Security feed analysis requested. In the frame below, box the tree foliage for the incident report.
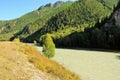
[13,38,20,42]
[42,33,55,58]
[54,26,120,49]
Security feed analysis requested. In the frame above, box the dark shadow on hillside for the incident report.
[24,28,44,43]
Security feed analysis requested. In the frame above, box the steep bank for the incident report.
[0,42,53,80]
[0,42,80,80]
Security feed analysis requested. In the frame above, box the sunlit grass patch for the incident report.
[19,43,81,80]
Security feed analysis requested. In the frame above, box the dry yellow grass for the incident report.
[0,42,81,80]
[22,43,80,80]
[0,42,56,80]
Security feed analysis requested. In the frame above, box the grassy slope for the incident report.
[0,42,80,80]
[0,42,54,80]
[0,10,42,40]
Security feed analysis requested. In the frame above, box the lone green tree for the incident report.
[42,33,55,58]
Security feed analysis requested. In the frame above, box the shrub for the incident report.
[13,38,20,42]
[33,40,37,45]
[42,33,55,58]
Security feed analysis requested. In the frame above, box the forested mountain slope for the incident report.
[12,1,73,41]
[0,1,73,41]
[23,0,119,43]
[51,0,120,49]
[0,0,120,49]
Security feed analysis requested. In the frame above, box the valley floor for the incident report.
[36,46,120,80]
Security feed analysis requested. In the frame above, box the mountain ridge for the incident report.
[38,1,65,10]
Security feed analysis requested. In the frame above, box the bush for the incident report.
[42,33,55,58]
[33,40,37,45]
[13,38,20,42]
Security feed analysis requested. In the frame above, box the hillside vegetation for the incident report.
[14,1,73,42]
[0,42,80,80]
[23,0,119,47]
[0,1,73,41]
[52,0,120,49]
[0,0,120,49]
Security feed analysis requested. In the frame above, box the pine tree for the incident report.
[42,33,55,58]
